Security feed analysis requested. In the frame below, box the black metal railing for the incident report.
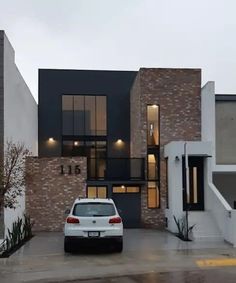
[87,158,145,181]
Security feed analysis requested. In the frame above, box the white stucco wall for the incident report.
[201,81,215,165]
[164,141,212,233]
[3,33,38,236]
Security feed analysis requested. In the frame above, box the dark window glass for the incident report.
[73,141,86,156]
[86,141,96,158]
[62,95,107,136]
[85,96,96,135]
[62,96,73,135]
[62,140,73,156]
[62,95,106,137]
[74,96,85,135]
[73,203,115,217]
[96,141,106,179]
[96,96,107,135]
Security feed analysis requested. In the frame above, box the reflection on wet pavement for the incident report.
[72,269,236,283]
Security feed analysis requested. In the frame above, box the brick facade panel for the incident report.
[26,157,87,231]
[131,68,201,228]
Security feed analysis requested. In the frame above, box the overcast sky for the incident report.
[0,0,236,102]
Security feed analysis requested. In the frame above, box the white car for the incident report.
[64,198,123,253]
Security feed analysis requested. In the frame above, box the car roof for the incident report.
[74,198,114,204]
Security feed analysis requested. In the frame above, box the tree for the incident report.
[0,141,30,210]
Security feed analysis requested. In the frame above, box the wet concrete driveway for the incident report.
[68,269,236,283]
[0,229,236,283]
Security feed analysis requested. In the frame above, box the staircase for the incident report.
[188,211,223,241]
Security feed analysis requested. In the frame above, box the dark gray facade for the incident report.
[38,69,137,158]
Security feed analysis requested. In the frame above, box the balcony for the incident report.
[87,158,145,181]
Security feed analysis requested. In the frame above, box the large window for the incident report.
[62,95,107,136]
[62,140,107,179]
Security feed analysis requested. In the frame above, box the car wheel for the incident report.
[64,237,72,253]
[115,238,123,253]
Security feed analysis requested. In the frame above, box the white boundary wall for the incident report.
[3,33,38,237]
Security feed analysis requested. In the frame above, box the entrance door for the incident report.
[112,186,141,228]
[182,157,204,211]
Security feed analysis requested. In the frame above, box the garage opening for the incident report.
[112,185,141,228]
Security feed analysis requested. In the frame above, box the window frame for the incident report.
[146,104,160,209]
[62,94,107,137]
[87,185,108,199]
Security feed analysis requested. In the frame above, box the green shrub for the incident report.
[0,214,33,256]
[173,215,195,241]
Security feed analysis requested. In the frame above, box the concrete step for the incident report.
[188,211,223,241]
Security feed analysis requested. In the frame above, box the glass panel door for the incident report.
[183,157,204,211]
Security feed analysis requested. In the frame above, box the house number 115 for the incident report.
[60,165,81,175]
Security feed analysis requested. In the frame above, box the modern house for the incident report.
[26,68,205,230]
[1,31,236,246]
[0,31,38,239]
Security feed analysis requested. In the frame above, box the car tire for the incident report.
[64,237,72,253]
[115,238,123,253]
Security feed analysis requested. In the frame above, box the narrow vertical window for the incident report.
[147,105,159,146]
[62,95,73,135]
[148,182,159,208]
[147,104,160,209]
[74,96,85,135]
[148,154,158,180]
[166,158,169,208]
[87,186,97,198]
[85,96,96,135]
[96,96,107,136]
[193,167,198,204]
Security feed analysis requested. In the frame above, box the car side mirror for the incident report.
[65,209,70,215]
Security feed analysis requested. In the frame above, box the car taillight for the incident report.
[66,217,80,224]
[109,217,122,224]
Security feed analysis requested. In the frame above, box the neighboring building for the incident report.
[0,31,38,239]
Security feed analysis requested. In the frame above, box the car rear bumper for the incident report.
[64,225,123,238]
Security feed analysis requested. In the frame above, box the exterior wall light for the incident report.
[152,104,158,108]
[48,137,55,143]
[74,141,79,146]
[121,185,125,189]
[175,156,180,162]
[116,139,123,144]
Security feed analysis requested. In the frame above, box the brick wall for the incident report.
[131,68,201,228]
[26,157,87,231]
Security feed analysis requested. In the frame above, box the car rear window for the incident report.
[73,202,116,217]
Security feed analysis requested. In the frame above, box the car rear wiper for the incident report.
[92,214,108,217]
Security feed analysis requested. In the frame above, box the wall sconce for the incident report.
[74,141,79,146]
[48,137,55,143]
[116,139,123,144]
[175,156,180,162]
